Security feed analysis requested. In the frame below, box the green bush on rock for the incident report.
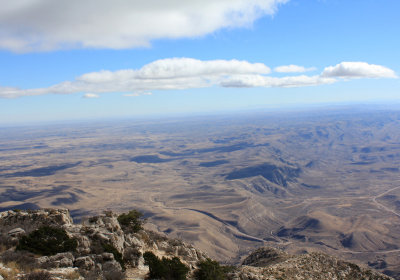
[117,210,144,233]
[102,242,125,269]
[16,226,77,256]
[194,258,234,280]
[143,251,189,280]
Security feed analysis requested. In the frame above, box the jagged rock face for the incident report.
[0,209,73,235]
[36,252,75,268]
[241,247,290,267]
[234,247,394,280]
[0,209,208,279]
[0,210,394,280]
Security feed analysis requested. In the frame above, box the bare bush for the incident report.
[22,270,53,280]
[123,247,141,267]
[1,250,36,270]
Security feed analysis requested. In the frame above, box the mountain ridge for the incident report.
[0,208,394,280]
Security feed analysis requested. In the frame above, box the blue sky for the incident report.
[0,0,399,124]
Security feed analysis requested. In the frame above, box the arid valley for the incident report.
[1,106,400,278]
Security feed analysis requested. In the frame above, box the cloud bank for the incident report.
[274,65,316,73]
[220,75,335,88]
[0,59,396,98]
[0,0,288,52]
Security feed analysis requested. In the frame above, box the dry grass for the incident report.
[0,261,21,280]
[64,270,82,280]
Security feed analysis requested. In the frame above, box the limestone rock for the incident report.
[101,253,115,262]
[242,247,290,267]
[102,260,122,272]
[1,208,389,280]
[74,256,95,271]
[7,227,25,237]
[0,209,73,236]
[235,248,394,280]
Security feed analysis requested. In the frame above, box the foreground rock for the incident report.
[0,209,207,279]
[0,210,394,279]
[232,247,393,280]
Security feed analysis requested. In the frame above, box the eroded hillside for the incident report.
[0,107,400,278]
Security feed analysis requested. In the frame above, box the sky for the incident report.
[0,0,399,124]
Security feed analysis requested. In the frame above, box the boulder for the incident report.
[36,256,50,267]
[101,253,115,262]
[102,260,122,273]
[74,256,95,271]
[7,227,25,237]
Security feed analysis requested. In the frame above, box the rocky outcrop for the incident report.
[0,209,73,235]
[233,247,393,280]
[241,247,290,267]
[0,209,207,279]
[0,210,394,280]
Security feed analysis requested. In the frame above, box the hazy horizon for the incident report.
[1,0,399,124]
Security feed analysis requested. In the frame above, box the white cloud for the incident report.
[83,93,100,98]
[0,59,396,98]
[79,58,270,82]
[123,92,153,97]
[0,0,289,52]
[322,62,397,79]
[220,75,336,87]
[0,58,270,98]
[274,65,316,73]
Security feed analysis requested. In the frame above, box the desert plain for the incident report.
[1,106,400,278]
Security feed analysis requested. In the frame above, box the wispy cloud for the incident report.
[322,62,397,79]
[83,93,100,98]
[220,75,335,88]
[274,65,316,73]
[123,92,153,97]
[0,58,396,98]
[0,0,289,53]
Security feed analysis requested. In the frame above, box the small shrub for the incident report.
[168,239,183,247]
[104,210,113,217]
[1,250,36,270]
[103,270,125,280]
[84,267,102,280]
[165,256,190,280]
[88,216,99,223]
[88,238,104,255]
[178,247,189,256]
[117,210,144,233]
[143,251,165,278]
[123,247,142,267]
[147,231,168,242]
[140,232,152,246]
[194,258,231,280]
[0,235,18,250]
[22,270,53,280]
[16,226,77,255]
[164,245,175,254]
[143,251,189,280]
[102,243,125,269]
